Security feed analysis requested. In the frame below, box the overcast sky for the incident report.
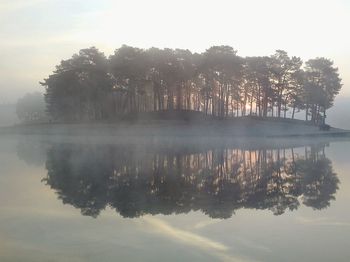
[1,0,350,103]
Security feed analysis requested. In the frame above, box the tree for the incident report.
[109,45,150,114]
[41,45,342,123]
[270,50,303,118]
[303,58,342,123]
[200,46,243,117]
[244,56,272,117]
[16,92,46,122]
[41,47,114,121]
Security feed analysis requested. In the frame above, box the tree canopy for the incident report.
[41,45,342,123]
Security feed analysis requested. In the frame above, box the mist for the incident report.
[2,1,350,261]
[325,96,350,129]
[0,103,18,127]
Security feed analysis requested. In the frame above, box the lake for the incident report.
[0,135,350,262]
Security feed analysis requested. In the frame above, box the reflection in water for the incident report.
[16,138,47,167]
[41,142,339,219]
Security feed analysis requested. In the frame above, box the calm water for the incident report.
[1,135,350,262]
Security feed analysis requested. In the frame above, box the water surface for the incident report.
[0,135,349,262]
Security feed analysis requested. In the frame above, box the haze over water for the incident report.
[1,1,350,261]
[1,135,350,261]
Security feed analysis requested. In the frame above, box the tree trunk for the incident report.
[292,105,295,119]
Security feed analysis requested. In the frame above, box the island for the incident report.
[4,45,348,138]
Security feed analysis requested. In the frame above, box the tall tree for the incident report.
[270,50,302,118]
[303,58,342,123]
[41,47,114,121]
[200,46,243,117]
[245,56,272,117]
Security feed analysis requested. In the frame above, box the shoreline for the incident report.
[1,118,349,138]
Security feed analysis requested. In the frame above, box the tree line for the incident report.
[41,45,342,123]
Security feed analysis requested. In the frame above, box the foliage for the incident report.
[41,46,342,123]
[41,47,114,121]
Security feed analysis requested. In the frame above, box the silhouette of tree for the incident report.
[109,45,150,114]
[41,45,343,123]
[199,46,243,117]
[41,47,114,121]
[244,56,273,117]
[270,50,303,118]
[303,58,342,123]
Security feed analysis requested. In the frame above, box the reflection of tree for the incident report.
[43,143,339,219]
[16,138,47,166]
[45,145,112,217]
[295,147,339,209]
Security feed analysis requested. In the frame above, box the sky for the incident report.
[1,0,350,103]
